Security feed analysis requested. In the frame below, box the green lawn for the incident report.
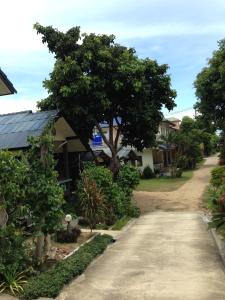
[136,170,194,192]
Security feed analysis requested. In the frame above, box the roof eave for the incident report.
[0,69,17,96]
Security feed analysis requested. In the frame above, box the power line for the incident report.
[164,106,194,116]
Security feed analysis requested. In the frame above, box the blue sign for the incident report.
[92,134,103,147]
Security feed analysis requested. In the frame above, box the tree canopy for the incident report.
[194,39,225,132]
[168,116,218,168]
[34,23,176,173]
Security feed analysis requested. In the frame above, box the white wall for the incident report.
[136,149,154,171]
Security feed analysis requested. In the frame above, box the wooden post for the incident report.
[63,143,69,179]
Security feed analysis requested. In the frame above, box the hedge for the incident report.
[21,234,113,300]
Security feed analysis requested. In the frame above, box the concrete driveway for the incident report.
[57,211,225,300]
[56,156,225,299]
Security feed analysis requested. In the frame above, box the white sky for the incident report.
[1,0,225,118]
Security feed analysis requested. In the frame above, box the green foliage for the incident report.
[78,172,106,231]
[0,267,27,296]
[208,187,225,230]
[206,164,225,231]
[195,39,225,132]
[142,165,155,179]
[0,151,31,275]
[111,216,131,230]
[21,234,113,300]
[219,139,225,165]
[26,135,64,235]
[210,166,225,187]
[168,117,203,169]
[0,135,66,281]
[180,116,195,132]
[175,155,188,169]
[0,151,28,224]
[175,168,183,178]
[0,226,30,274]
[77,164,139,220]
[34,23,176,174]
[116,164,140,196]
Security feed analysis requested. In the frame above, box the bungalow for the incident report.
[152,119,178,171]
[0,69,17,96]
[90,118,179,173]
[0,110,87,188]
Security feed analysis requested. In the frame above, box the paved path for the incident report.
[56,155,225,300]
[57,212,225,300]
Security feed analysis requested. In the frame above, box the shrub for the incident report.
[211,166,225,187]
[142,166,155,179]
[176,168,183,178]
[21,234,113,300]
[117,164,140,197]
[208,188,225,230]
[77,164,140,220]
[0,226,30,275]
[219,147,225,166]
[176,155,188,169]
[78,172,106,231]
[78,165,124,219]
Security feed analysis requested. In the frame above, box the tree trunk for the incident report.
[35,234,44,262]
[43,234,51,258]
[109,151,120,176]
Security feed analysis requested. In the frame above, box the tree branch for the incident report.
[95,123,113,152]
[114,127,121,152]
[109,118,113,146]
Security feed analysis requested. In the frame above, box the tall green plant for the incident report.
[0,151,30,275]
[117,164,140,194]
[0,151,28,224]
[78,172,106,231]
[26,135,64,262]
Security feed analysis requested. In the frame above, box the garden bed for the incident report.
[51,231,94,260]
[21,234,113,300]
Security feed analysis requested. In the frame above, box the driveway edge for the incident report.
[210,228,225,270]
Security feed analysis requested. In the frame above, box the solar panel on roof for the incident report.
[0,110,58,149]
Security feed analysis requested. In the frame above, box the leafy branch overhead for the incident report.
[34,23,176,173]
[195,39,225,132]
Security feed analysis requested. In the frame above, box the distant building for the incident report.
[89,118,179,172]
[167,117,181,130]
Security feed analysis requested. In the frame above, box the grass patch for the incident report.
[201,185,211,209]
[136,170,194,192]
[137,159,207,192]
[21,234,113,300]
[111,216,131,230]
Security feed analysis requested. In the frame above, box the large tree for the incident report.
[34,23,176,174]
[195,39,225,133]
